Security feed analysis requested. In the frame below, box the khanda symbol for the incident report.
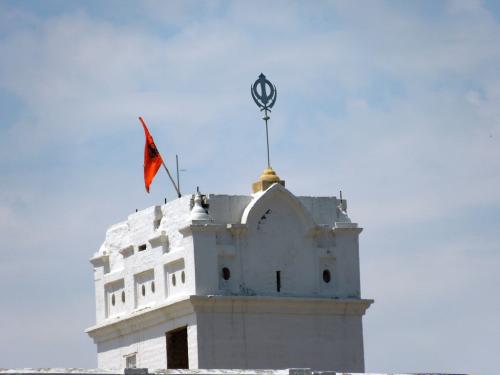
[251,73,277,112]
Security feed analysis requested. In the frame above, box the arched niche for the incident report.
[239,183,318,295]
[241,183,316,231]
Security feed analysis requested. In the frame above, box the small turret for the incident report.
[190,190,210,221]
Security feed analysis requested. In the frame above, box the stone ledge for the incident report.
[190,295,373,315]
[0,369,470,375]
[86,295,373,343]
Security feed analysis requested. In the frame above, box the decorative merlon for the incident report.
[89,253,109,267]
[148,231,168,248]
[118,245,134,258]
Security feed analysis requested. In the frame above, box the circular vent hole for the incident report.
[181,271,186,284]
[142,284,146,296]
[121,291,125,303]
[172,274,176,286]
[111,293,115,306]
[151,281,155,293]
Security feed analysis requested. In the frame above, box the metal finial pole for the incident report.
[251,73,277,169]
[264,109,271,167]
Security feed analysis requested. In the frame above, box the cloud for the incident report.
[0,1,499,374]
[363,234,500,374]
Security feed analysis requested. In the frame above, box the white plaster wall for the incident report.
[208,193,342,228]
[195,309,365,372]
[105,279,126,318]
[240,192,318,295]
[298,196,338,226]
[89,186,369,372]
[332,230,361,298]
[207,194,252,224]
[91,188,359,326]
[193,185,361,299]
[134,270,155,308]
[96,313,197,369]
[164,258,189,298]
[92,260,107,323]
[190,229,220,295]
[91,196,194,325]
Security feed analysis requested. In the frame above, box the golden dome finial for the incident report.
[252,166,285,193]
[259,167,281,183]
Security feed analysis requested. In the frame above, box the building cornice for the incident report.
[86,295,373,343]
[178,223,225,237]
[332,222,363,235]
[190,295,373,316]
[179,223,249,237]
[85,296,194,343]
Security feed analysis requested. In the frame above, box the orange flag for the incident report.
[139,117,163,193]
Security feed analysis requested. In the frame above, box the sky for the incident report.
[0,0,499,374]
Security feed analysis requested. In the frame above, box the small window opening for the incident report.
[151,281,155,293]
[121,291,126,303]
[111,293,116,306]
[142,284,146,296]
[172,274,176,286]
[222,267,230,280]
[138,244,147,251]
[323,269,331,283]
[125,354,136,369]
[276,271,281,292]
[181,271,186,284]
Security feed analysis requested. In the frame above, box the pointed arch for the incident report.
[241,183,316,230]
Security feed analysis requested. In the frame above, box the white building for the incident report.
[86,168,373,372]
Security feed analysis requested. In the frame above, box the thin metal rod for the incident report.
[264,108,271,168]
[176,154,181,196]
[161,160,181,198]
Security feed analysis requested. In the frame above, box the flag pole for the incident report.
[139,116,181,198]
[161,160,181,198]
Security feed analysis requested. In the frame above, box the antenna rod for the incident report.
[176,154,181,196]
